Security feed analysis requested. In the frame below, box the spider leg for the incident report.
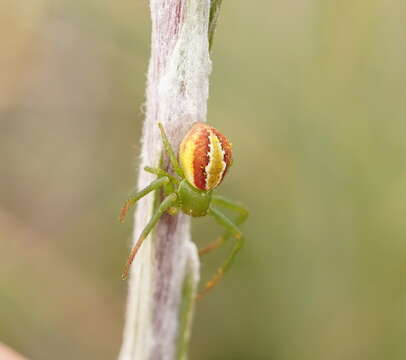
[158,123,184,178]
[122,193,178,279]
[199,195,248,256]
[144,166,179,184]
[197,206,245,299]
[119,177,170,223]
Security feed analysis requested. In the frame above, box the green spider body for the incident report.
[120,122,248,298]
[177,179,212,217]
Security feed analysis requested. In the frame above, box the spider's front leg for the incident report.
[120,123,183,279]
[199,195,248,255]
[119,177,170,222]
[197,203,247,299]
[122,192,178,279]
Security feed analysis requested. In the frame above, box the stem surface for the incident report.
[118,0,212,359]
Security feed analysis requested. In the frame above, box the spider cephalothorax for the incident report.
[120,122,248,298]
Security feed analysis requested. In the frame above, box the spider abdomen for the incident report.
[179,122,233,191]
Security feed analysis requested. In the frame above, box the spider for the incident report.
[119,122,248,297]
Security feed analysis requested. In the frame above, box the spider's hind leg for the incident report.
[144,166,179,183]
[158,123,184,178]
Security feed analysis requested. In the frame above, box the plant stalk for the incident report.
[118,0,213,359]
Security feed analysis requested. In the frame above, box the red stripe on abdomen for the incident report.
[192,128,210,190]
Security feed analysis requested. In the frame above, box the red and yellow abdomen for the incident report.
[179,122,233,191]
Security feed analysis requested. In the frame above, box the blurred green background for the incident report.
[2,0,406,359]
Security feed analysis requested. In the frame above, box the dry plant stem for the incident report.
[118,0,211,360]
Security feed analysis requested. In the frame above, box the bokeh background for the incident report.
[2,1,406,359]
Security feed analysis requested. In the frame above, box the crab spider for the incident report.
[119,122,248,298]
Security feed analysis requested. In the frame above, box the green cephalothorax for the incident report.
[178,179,212,217]
[119,122,248,299]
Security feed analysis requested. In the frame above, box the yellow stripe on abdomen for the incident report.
[205,131,226,190]
[179,131,198,188]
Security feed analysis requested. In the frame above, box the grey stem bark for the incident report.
[118,0,211,360]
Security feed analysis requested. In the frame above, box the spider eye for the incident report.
[179,122,233,191]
